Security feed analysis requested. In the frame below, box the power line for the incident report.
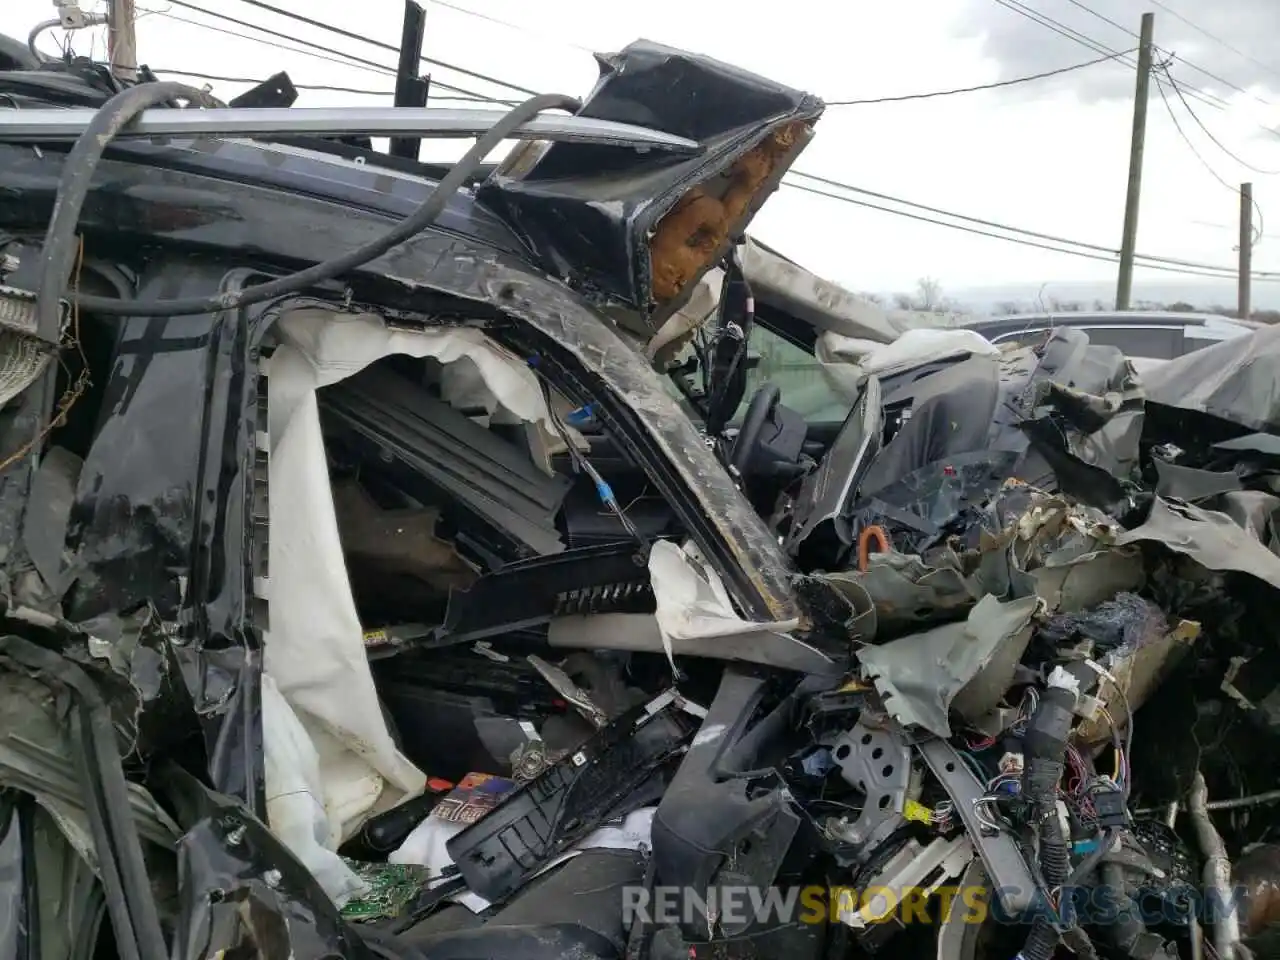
[826,48,1136,105]
[425,0,595,55]
[780,181,1253,280]
[155,2,514,104]
[223,0,541,97]
[1155,75,1236,193]
[1154,72,1264,244]
[1061,0,1272,106]
[786,171,1225,270]
[154,9,395,76]
[991,0,1231,113]
[1159,62,1280,176]
[1145,0,1280,88]
[785,170,1280,279]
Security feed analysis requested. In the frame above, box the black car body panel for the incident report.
[0,44,823,960]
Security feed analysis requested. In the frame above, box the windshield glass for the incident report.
[665,323,859,426]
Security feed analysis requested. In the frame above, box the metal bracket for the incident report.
[829,716,913,860]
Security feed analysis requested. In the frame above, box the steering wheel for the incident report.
[731,383,781,480]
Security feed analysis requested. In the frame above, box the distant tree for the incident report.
[892,292,915,310]
[1047,298,1084,312]
[1091,299,1108,310]
[861,292,885,306]
[994,300,1022,315]
[1167,301,1197,312]
[916,277,944,312]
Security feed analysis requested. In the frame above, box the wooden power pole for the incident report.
[108,0,138,82]
[1239,182,1253,320]
[1116,12,1155,311]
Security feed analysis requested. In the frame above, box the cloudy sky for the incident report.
[6,0,1280,298]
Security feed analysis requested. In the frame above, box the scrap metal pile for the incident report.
[335,323,1280,960]
[264,321,1280,960]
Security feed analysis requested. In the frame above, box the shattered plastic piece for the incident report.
[447,694,696,903]
[857,594,1040,737]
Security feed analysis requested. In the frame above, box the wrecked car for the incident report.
[3,29,1280,960]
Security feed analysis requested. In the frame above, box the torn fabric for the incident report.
[647,540,802,667]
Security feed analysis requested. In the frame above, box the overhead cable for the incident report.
[222,0,541,97]
[826,48,1137,105]
[784,173,1280,280]
[155,2,513,104]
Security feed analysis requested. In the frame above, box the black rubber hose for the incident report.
[1017,682,1079,960]
[34,81,217,341]
[37,85,580,328]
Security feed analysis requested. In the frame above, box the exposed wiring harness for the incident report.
[534,373,646,548]
[34,81,582,339]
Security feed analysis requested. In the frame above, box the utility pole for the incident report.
[1116,11,1155,311]
[107,0,137,83]
[389,0,430,160]
[1239,182,1253,320]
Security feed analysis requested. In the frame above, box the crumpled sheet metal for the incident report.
[856,594,1040,738]
[1143,324,1280,433]
[0,671,180,870]
[1115,496,1280,592]
[1153,460,1244,501]
[170,803,366,960]
[1031,355,1145,482]
[478,40,823,330]
[818,488,1141,646]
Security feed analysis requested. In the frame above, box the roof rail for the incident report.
[0,105,702,152]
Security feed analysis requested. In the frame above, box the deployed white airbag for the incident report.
[816,327,999,380]
[263,309,557,846]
